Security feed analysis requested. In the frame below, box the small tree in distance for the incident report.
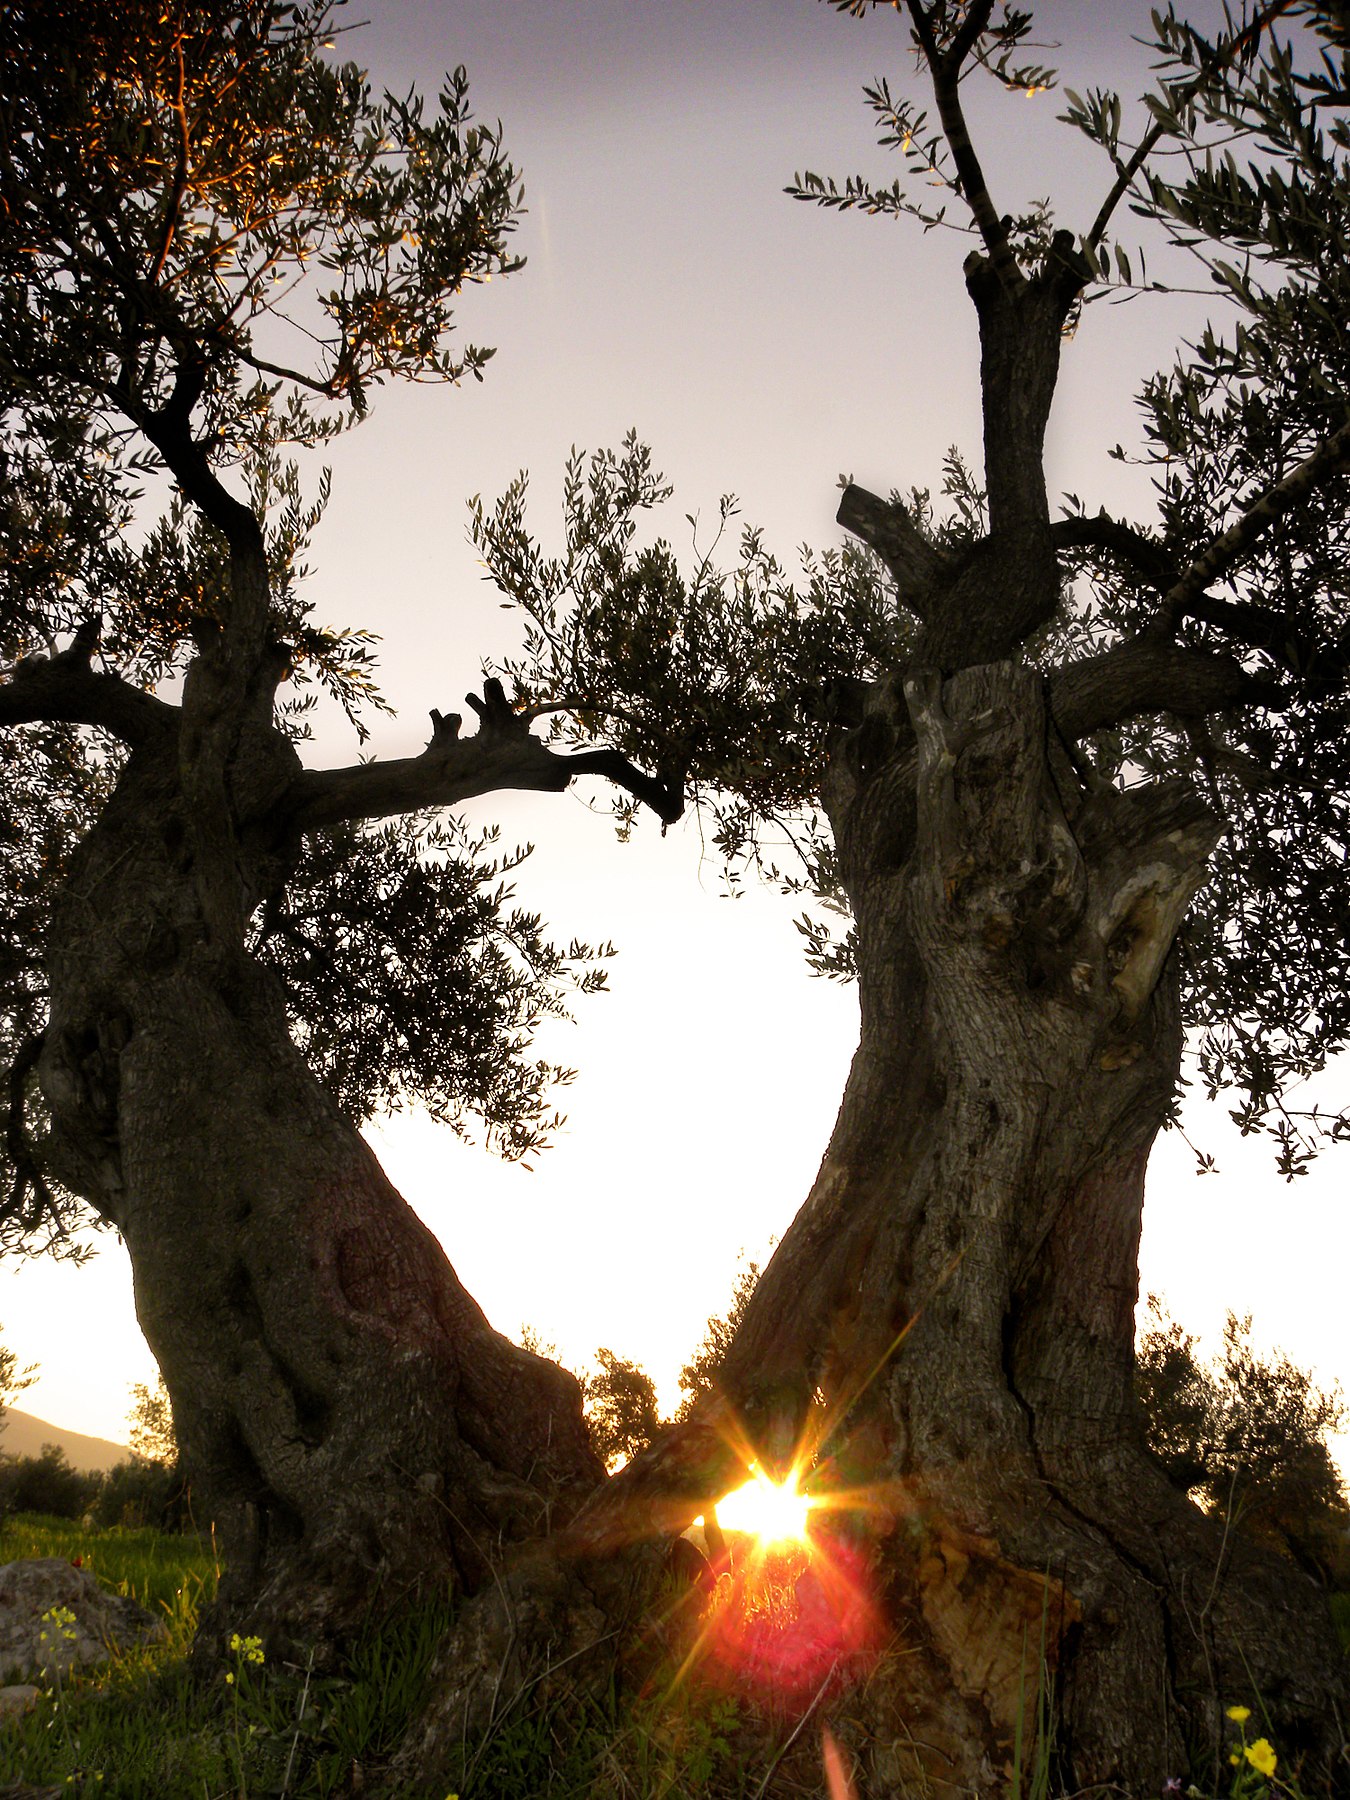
[0,1443,97,1520]
[676,1257,761,1421]
[1138,1298,1349,1585]
[520,1256,768,1465]
[127,1374,177,1467]
[0,1326,36,1439]
[584,1350,664,1471]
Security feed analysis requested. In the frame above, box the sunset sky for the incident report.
[4,0,1346,1476]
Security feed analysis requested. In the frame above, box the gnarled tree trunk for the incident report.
[393,236,1350,1798]
[401,659,1346,1795]
[713,658,1346,1791]
[38,718,601,1655]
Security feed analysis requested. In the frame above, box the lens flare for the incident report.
[715,1466,813,1547]
[678,1464,885,1708]
[822,1724,858,1800]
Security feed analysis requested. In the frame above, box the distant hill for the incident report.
[0,1408,131,1473]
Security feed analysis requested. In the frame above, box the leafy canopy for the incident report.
[1138,1298,1349,1583]
[0,1,612,1250]
[584,1349,665,1471]
[473,4,1350,1171]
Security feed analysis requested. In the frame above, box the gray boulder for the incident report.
[0,1558,165,1683]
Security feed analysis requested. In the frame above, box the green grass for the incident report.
[0,1513,455,1797]
[0,1516,1345,1797]
[0,1519,798,1798]
[0,1509,219,1621]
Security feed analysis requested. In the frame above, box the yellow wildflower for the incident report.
[40,1605,77,1643]
[224,1670,235,1685]
[1245,1739,1278,1778]
[1227,1704,1252,1724]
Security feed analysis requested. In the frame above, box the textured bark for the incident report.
[727,663,1345,1792]
[399,659,1347,1797]
[36,720,602,1654]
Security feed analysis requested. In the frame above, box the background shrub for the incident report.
[0,1443,100,1520]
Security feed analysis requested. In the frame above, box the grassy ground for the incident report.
[0,1512,789,1798]
[0,1515,1345,1798]
[0,1510,218,1621]
[0,1513,457,1798]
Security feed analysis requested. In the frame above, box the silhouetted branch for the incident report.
[1049,635,1278,742]
[1162,417,1350,622]
[0,624,176,745]
[836,483,944,609]
[1051,513,1178,590]
[289,679,683,832]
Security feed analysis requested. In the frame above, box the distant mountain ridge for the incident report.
[1,1407,131,1473]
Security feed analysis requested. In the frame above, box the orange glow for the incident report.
[661,1406,891,1709]
[823,1724,858,1800]
[715,1465,814,1548]
[692,1520,883,1707]
[678,1460,885,1708]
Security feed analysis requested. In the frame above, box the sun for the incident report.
[714,1465,814,1548]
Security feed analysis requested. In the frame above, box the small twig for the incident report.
[751,1658,841,1800]
[1085,0,1302,251]
[150,36,191,284]
[279,1645,314,1799]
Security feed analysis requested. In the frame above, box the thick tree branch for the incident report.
[1048,634,1279,743]
[1051,513,1178,591]
[558,747,685,823]
[133,396,264,564]
[1172,590,1350,700]
[836,483,945,609]
[905,0,1021,292]
[1181,591,1308,661]
[0,631,177,745]
[1052,500,1350,694]
[123,381,276,963]
[287,679,684,833]
[1162,415,1350,621]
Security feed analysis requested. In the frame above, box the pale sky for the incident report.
[4,1,1346,1478]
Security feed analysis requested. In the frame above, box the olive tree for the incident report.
[0,0,678,1651]
[417,4,1350,1790]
